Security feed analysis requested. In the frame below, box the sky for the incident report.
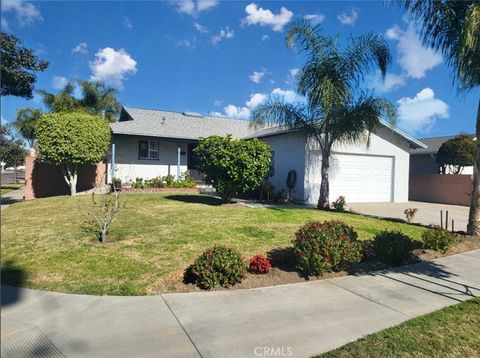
[1,0,478,139]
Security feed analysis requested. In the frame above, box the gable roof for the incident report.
[111,106,427,149]
[111,107,254,140]
[410,133,475,155]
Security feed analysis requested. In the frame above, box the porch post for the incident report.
[177,145,181,180]
[111,143,116,183]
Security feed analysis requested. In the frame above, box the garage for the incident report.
[306,151,394,204]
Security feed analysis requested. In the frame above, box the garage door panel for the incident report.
[307,152,393,203]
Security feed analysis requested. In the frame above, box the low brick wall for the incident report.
[409,174,471,206]
[24,155,107,200]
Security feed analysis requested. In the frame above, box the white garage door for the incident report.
[306,151,394,204]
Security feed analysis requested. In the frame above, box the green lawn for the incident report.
[1,183,23,195]
[1,193,427,295]
[320,297,480,358]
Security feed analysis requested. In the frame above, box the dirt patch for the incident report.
[171,234,480,293]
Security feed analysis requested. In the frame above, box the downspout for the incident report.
[177,146,181,180]
[111,142,116,183]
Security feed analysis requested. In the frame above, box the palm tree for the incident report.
[12,107,42,148]
[38,79,121,122]
[398,1,480,234]
[251,21,396,208]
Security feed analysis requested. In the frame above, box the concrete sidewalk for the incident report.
[2,250,479,358]
[1,188,24,211]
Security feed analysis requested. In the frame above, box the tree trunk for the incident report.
[69,170,77,196]
[467,98,480,236]
[100,230,107,243]
[317,148,331,209]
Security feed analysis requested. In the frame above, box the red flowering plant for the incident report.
[248,255,271,274]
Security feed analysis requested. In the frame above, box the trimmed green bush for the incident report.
[422,228,455,253]
[293,221,362,277]
[190,246,246,289]
[373,231,415,266]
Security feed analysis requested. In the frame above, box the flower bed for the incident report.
[121,187,199,194]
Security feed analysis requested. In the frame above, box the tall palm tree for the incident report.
[251,21,396,208]
[12,107,42,148]
[399,1,480,234]
[38,79,121,122]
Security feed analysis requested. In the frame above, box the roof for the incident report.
[410,133,475,155]
[111,106,427,149]
[111,107,254,140]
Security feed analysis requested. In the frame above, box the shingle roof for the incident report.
[410,133,475,155]
[111,106,427,149]
[111,107,255,140]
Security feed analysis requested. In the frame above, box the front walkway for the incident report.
[2,250,479,358]
[349,201,469,232]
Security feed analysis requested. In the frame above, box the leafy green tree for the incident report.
[0,32,48,99]
[436,134,475,174]
[12,108,43,148]
[38,79,121,122]
[35,112,111,196]
[0,125,26,184]
[397,1,480,234]
[194,135,271,202]
[251,21,395,208]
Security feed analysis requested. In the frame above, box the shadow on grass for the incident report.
[164,194,223,206]
[1,260,28,306]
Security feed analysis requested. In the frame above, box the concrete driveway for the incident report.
[349,201,469,232]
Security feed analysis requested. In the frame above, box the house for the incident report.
[109,106,426,204]
[410,134,475,175]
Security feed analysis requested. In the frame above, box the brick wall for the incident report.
[24,155,107,200]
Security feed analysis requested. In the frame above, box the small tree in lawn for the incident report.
[36,112,111,196]
[194,135,271,202]
[436,134,474,174]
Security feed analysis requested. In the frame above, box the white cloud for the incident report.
[221,88,305,119]
[124,16,133,29]
[193,22,209,33]
[1,0,42,27]
[249,70,265,84]
[89,47,137,87]
[72,42,88,54]
[214,99,223,106]
[286,67,300,84]
[211,26,234,45]
[303,13,325,26]
[367,70,406,93]
[397,87,449,133]
[261,34,269,41]
[242,3,293,32]
[1,17,9,31]
[175,0,218,16]
[386,23,442,79]
[52,76,68,90]
[337,8,358,25]
[175,36,197,48]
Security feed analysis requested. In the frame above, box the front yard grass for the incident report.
[1,183,24,195]
[1,193,427,295]
[320,297,480,358]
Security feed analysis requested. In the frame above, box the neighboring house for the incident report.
[410,134,475,176]
[109,106,426,204]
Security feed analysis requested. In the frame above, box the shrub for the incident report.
[293,221,362,277]
[373,231,415,266]
[404,208,418,223]
[422,228,455,253]
[248,255,271,274]
[361,240,375,261]
[132,177,144,189]
[332,196,346,211]
[194,135,271,202]
[190,246,246,289]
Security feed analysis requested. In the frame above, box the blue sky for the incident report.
[1,0,478,138]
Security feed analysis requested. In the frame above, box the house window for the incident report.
[138,139,159,159]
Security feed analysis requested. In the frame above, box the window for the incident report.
[138,139,159,159]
